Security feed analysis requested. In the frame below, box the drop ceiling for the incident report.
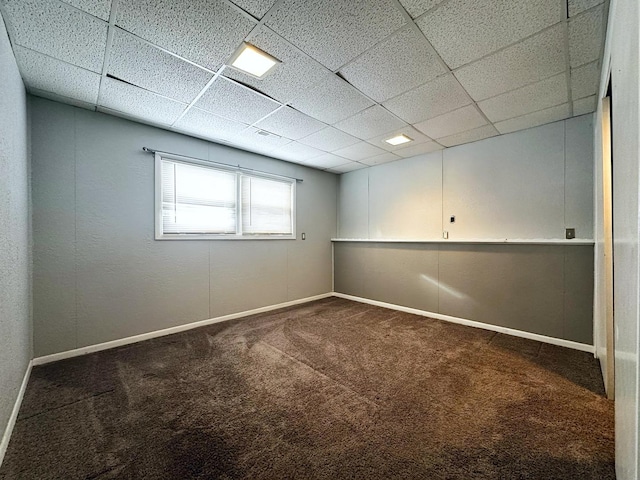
[0,0,607,173]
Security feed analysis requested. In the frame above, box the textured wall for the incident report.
[31,97,337,357]
[0,13,31,449]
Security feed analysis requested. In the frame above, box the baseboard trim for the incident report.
[333,292,594,354]
[32,293,333,366]
[0,360,33,469]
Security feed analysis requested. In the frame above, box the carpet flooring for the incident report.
[0,297,615,479]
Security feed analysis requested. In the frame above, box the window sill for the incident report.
[156,234,297,240]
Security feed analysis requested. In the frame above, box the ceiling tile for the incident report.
[289,74,374,124]
[62,0,111,20]
[327,162,368,174]
[254,106,326,140]
[339,27,446,103]
[299,153,349,169]
[414,105,487,139]
[108,29,213,104]
[14,46,101,104]
[360,152,402,166]
[195,76,281,125]
[398,0,446,18]
[437,125,499,147]
[228,127,292,153]
[573,95,597,116]
[569,5,605,67]
[1,0,107,72]
[115,0,256,71]
[571,60,600,100]
[568,0,603,17]
[416,0,564,69]
[298,127,359,151]
[264,0,406,70]
[99,77,187,125]
[366,126,432,152]
[228,0,277,18]
[269,141,325,163]
[332,142,386,161]
[224,27,333,104]
[382,74,471,124]
[174,108,249,142]
[454,24,566,101]
[334,105,407,140]
[394,141,443,158]
[478,73,568,122]
[494,103,572,134]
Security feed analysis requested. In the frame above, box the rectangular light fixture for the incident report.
[229,43,280,78]
[385,134,413,146]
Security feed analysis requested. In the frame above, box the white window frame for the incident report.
[155,153,296,240]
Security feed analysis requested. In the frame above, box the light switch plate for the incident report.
[566,228,576,239]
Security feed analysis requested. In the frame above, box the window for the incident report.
[155,154,295,239]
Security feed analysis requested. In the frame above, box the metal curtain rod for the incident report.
[142,147,303,183]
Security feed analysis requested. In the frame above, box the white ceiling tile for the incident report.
[108,29,213,104]
[99,77,187,125]
[224,27,333,104]
[573,95,597,116]
[61,0,111,20]
[270,141,325,163]
[478,73,568,123]
[264,0,406,70]
[14,46,100,104]
[398,0,446,18]
[569,5,605,68]
[494,103,572,134]
[298,127,359,151]
[454,24,566,101]
[394,141,443,158]
[332,142,386,161]
[228,127,292,152]
[174,108,249,142]
[228,0,277,18]
[568,0,603,17]
[414,105,487,139]
[1,0,107,72]
[416,0,564,69]
[366,126,432,152]
[360,152,402,166]
[115,0,255,71]
[437,125,499,147]
[334,105,407,140]
[195,76,281,125]
[254,106,326,140]
[571,60,600,100]
[289,74,374,125]
[382,74,472,124]
[299,153,349,169]
[339,27,446,103]
[327,162,368,174]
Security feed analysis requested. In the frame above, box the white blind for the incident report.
[241,175,293,235]
[161,160,237,234]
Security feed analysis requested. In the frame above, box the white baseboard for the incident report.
[32,293,333,366]
[333,292,595,354]
[0,360,33,469]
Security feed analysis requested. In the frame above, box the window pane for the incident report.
[241,175,293,235]
[161,160,237,234]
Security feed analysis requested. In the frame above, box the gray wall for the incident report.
[31,97,337,357]
[336,116,595,344]
[0,12,31,447]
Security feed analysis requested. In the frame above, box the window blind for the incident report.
[241,176,293,235]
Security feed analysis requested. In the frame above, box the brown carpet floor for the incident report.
[0,298,615,479]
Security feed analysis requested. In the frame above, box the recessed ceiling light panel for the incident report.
[228,43,280,78]
[385,134,413,146]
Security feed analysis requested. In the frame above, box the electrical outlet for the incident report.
[443,231,449,239]
[301,233,306,240]
[565,228,575,239]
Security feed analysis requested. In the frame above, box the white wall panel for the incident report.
[338,169,369,238]
[565,114,595,239]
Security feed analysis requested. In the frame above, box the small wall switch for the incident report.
[566,228,575,239]
[450,215,455,223]
[301,233,306,240]
[443,231,449,239]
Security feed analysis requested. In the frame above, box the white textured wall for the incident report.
[593,1,640,478]
[0,12,31,452]
[31,97,337,357]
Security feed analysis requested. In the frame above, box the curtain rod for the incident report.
[142,147,303,183]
